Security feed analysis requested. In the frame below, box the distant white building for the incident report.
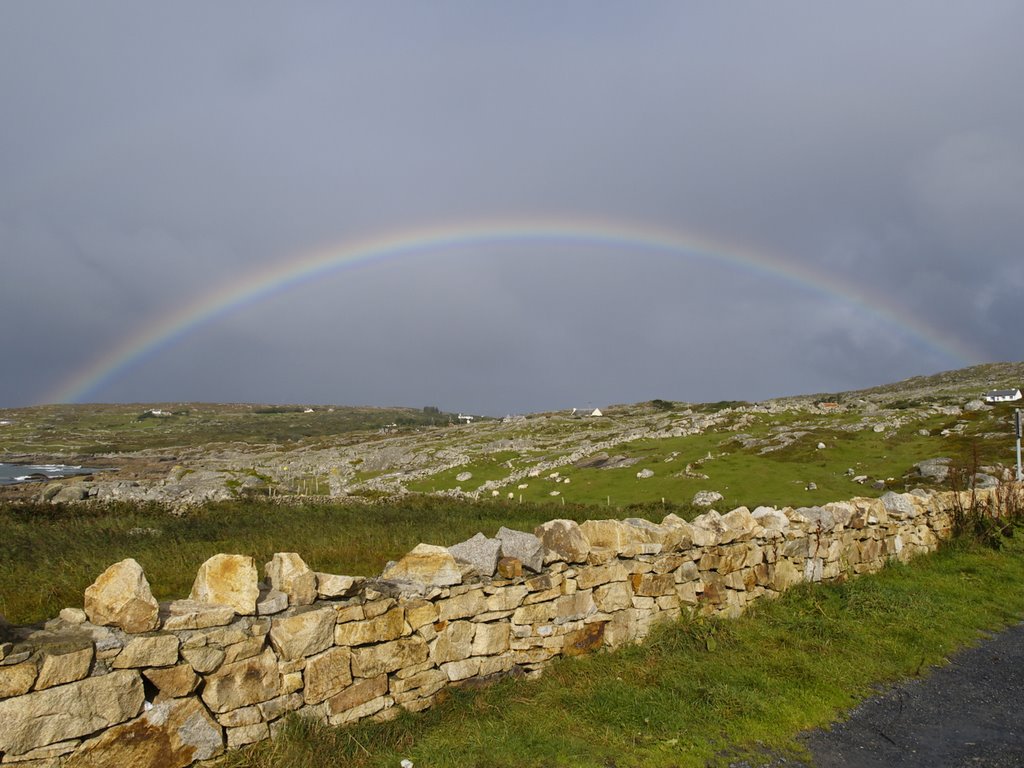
[984,389,1022,403]
[590,408,603,417]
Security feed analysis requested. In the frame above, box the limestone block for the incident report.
[112,634,179,669]
[478,652,516,677]
[0,670,144,757]
[578,519,645,556]
[676,581,701,605]
[265,553,317,607]
[363,598,397,619]
[485,585,529,612]
[334,603,366,624]
[160,600,235,631]
[660,514,696,549]
[268,606,335,661]
[405,599,438,630]
[327,693,392,726]
[497,556,523,578]
[554,591,597,623]
[66,696,223,768]
[496,527,545,573]
[437,589,486,622]
[594,581,632,613]
[256,589,289,616]
[563,622,606,657]
[189,554,259,616]
[350,636,428,678]
[201,647,282,713]
[623,518,671,553]
[216,705,261,727]
[575,561,629,590]
[881,491,918,520]
[391,668,447,697]
[35,645,94,690]
[472,622,510,656]
[225,722,269,749]
[448,532,503,577]
[630,573,676,597]
[59,608,88,624]
[182,646,225,674]
[2,738,81,763]
[442,657,481,682]
[334,606,407,647]
[381,543,462,587]
[720,506,758,542]
[0,658,38,697]
[259,692,304,721]
[143,664,200,699]
[84,559,160,634]
[789,506,838,533]
[689,510,726,546]
[222,636,266,665]
[752,506,789,531]
[304,646,353,705]
[315,573,362,599]
[533,519,591,563]
[512,600,556,626]
[430,621,476,664]
[325,673,388,717]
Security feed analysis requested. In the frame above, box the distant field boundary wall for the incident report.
[0,488,1001,767]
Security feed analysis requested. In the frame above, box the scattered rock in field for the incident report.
[964,399,991,412]
[636,468,654,479]
[817,442,826,450]
[913,458,952,482]
[973,473,999,489]
[806,482,817,491]
[455,472,472,483]
[693,490,723,507]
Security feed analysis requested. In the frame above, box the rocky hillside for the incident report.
[2,362,1021,511]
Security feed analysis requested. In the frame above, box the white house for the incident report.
[984,389,1022,403]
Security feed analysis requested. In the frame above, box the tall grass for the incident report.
[0,497,669,625]
[218,536,1024,768]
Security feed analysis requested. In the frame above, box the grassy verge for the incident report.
[217,535,1024,768]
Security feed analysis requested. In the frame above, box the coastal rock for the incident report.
[84,559,160,634]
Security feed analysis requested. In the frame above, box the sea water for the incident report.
[0,463,108,486]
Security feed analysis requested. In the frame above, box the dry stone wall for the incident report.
[0,488,988,767]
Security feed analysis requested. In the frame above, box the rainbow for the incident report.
[45,216,978,404]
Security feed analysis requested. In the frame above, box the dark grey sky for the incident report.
[2,2,1022,414]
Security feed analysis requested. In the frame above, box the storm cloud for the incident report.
[2,2,1021,414]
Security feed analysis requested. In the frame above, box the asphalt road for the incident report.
[801,620,1024,767]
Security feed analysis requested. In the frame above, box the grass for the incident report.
[0,498,613,625]
[217,534,1024,768]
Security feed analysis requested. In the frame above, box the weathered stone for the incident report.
[3,738,81,763]
[579,519,645,555]
[563,622,606,656]
[0,659,38,697]
[112,634,179,669]
[0,670,144,757]
[720,506,758,542]
[256,589,289,616]
[325,673,388,715]
[315,573,362,599]
[189,555,259,616]
[225,722,269,749]
[201,648,282,713]
[752,506,789,531]
[160,600,235,631]
[405,599,438,629]
[143,664,200,699]
[770,559,803,591]
[334,606,407,647]
[215,705,261,728]
[66,696,223,768]
[259,691,303,721]
[59,608,88,625]
[269,606,335,660]
[438,589,486,622]
[381,543,462,587]
[35,645,93,690]
[533,519,591,563]
[630,572,676,597]
[265,552,317,607]
[84,559,160,634]
[181,646,225,674]
[442,657,481,681]
[496,527,545,572]
[430,621,476,664]
[350,636,429,678]
[304,646,353,704]
[881,491,919,520]
[222,636,265,664]
[593,581,632,612]
[497,556,523,578]
[448,532,503,577]
[693,490,724,507]
[485,585,529,612]
[472,622,510,656]
[790,506,838,532]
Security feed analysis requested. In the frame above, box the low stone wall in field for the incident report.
[0,488,986,767]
